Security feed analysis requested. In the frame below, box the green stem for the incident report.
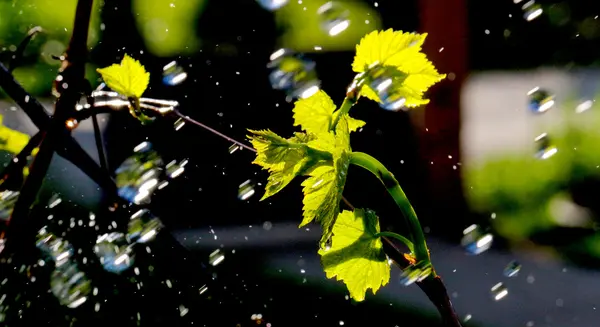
[330,97,354,132]
[349,151,431,265]
[375,231,414,253]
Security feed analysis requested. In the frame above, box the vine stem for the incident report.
[348,151,431,265]
[173,110,256,152]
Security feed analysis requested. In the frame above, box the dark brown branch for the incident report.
[3,0,96,257]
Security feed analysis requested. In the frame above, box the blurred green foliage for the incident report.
[275,0,381,52]
[464,96,600,259]
[0,0,103,95]
[132,0,207,57]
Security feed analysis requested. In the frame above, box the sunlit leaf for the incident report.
[300,151,349,244]
[248,129,325,200]
[250,90,358,244]
[293,90,365,137]
[97,54,150,98]
[353,29,445,108]
[318,208,390,301]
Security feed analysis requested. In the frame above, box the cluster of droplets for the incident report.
[36,227,92,308]
[267,48,321,101]
[264,1,354,99]
[527,87,558,160]
[115,142,188,205]
[93,209,163,274]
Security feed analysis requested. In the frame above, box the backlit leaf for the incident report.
[293,90,365,136]
[248,129,325,200]
[318,208,390,302]
[352,29,445,108]
[300,151,349,244]
[97,54,150,98]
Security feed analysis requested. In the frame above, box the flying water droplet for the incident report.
[127,209,163,244]
[400,262,433,286]
[115,142,164,204]
[522,1,543,21]
[576,100,593,113]
[36,228,74,267]
[534,133,557,159]
[174,118,186,131]
[461,224,493,255]
[229,144,241,154]
[256,0,289,11]
[238,179,256,200]
[366,63,408,111]
[0,190,19,221]
[490,282,508,301]
[94,233,134,274]
[208,249,225,266]
[50,262,92,308]
[267,49,321,100]
[317,2,351,36]
[166,159,187,179]
[47,193,62,209]
[527,87,554,113]
[162,61,188,86]
[503,260,521,277]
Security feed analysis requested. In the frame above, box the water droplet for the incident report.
[267,49,321,100]
[209,249,225,266]
[174,118,186,131]
[162,61,187,86]
[262,221,273,230]
[127,209,163,244]
[94,233,134,274]
[576,100,593,113]
[115,142,164,204]
[490,282,508,301]
[166,159,187,179]
[256,0,289,11]
[50,262,92,308]
[523,1,543,21]
[366,64,408,111]
[534,133,557,159]
[527,87,554,113]
[460,224,493,255]
[0,190,19,221]
[317,2,351,36]
[47,193,62,209]
[503,260,521,277]
[238,179,256,200]
[229,144,241,154]
[399,262,433,286]
[36,228,74,267]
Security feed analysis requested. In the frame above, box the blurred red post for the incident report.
[417,0,469,234]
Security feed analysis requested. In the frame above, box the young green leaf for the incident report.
[318,208,390,302]
[248,129,329,200]
[300,151,349,245]
[293,90,365,136]
[96,54,150,98]
[352,29,445,108]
